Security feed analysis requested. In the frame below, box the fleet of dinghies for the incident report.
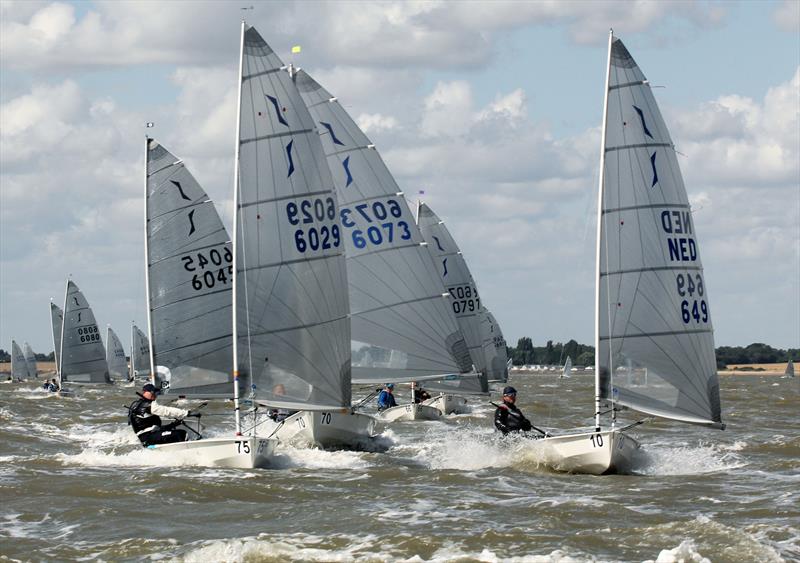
[9,25,733,475]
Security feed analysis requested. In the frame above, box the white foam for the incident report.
[644,539,710,563]
[273,444,373,470]
[634,442,747,475]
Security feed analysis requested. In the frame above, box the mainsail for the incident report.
[786,360,795,378]
[23,342,37,378]
[50,302,63,375]
[416,202,485,371]
[130,324,150,378]
[596,35,722,427]
[561,356,573,379]
[481,310,509,383]
[106,327,128,381]
[59,280,111,384]
[10,340,29,380]
[234,26,351,410]
[146,138,234,397]
[295,69,471,384]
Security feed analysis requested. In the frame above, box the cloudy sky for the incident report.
[1,0,798,356]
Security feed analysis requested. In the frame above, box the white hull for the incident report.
[423,393,469,415]
[533,429,641,475]
[377,403,441,422]
[149,436,277,469]
[273,410,376,449]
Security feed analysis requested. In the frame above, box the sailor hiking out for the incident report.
[377,383,398,410]
[128,383,200,446]
[494,386,533,435]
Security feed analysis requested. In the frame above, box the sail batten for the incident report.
[597,35,722,426]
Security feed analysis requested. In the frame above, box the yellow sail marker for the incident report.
[291,45,302,54]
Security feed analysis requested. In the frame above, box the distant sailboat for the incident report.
[534,31,723,475]
[560,356,573,379]
[23,342,37,378]
[295,69,472,423]
[10,340,28,381]
[50,301,63,379]
[59,280,111,386]
[129,324,150,380]
[785,359,795,378]
[481,310,509,385]
[106,327,128,382]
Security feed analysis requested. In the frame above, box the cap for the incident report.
[142,383,159,394]
[386,383,395,389]
[502,386,517,395]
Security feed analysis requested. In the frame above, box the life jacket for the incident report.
[127,398,162,435]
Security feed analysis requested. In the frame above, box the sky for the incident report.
[1,0,799,356]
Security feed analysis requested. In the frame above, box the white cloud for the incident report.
[357,113,399,133]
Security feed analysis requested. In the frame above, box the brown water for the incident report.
[0,374,797,562]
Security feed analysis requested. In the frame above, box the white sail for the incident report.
[234,26,351,410]
[561,356,573,379]
[786,360,795,378]
[106,327,128,381]
[596,36,722,427]
[10,340,28,380]
[23,342,37,378]
[50,302,63,375]
[146,138,235,398]
[59,280,111,384]
[130,324,150,378]
[481,310,509,383]
[295,70,471,384]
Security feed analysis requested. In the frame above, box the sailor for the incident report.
[43,378,59,392]
[413,387,431,403]
[377,383,398,410]
[494,386,533,435]
[128,383,195,446]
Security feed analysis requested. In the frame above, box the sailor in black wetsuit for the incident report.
[128,383,193,446]
[494,386,533,435]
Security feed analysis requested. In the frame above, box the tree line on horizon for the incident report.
[507,339,799,370]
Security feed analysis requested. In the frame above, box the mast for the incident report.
[144,135,156,384]
[58,279,69,387]
[231,19,246,435]
[130,322,135,380]
[594,29,614,431]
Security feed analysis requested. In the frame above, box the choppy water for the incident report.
[0,374,797,562]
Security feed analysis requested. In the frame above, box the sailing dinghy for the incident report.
[141,134,275,468]
[106,327,128,382]
[130,324,150,380]
[532,31,724,475]
[23,343,38,378]
[231,24,376,449]
[560,356,573,379]
[785,360,794,378]
[10,340,29,381]
[415,200,493,414]
[295,70,473,423]
[59,280,111,388]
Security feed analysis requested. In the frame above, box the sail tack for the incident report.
[59,280,111,384]
[596,36,721,427]
[146,138,234,397]
[295,69,470,384]
[106,327,128,381]
[234,26,351,410]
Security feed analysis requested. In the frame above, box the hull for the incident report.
[423,393,469,415]
[378,403,442,422]
[150,436,277,469]
[534,429,641,475]
[273,410,377,449]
